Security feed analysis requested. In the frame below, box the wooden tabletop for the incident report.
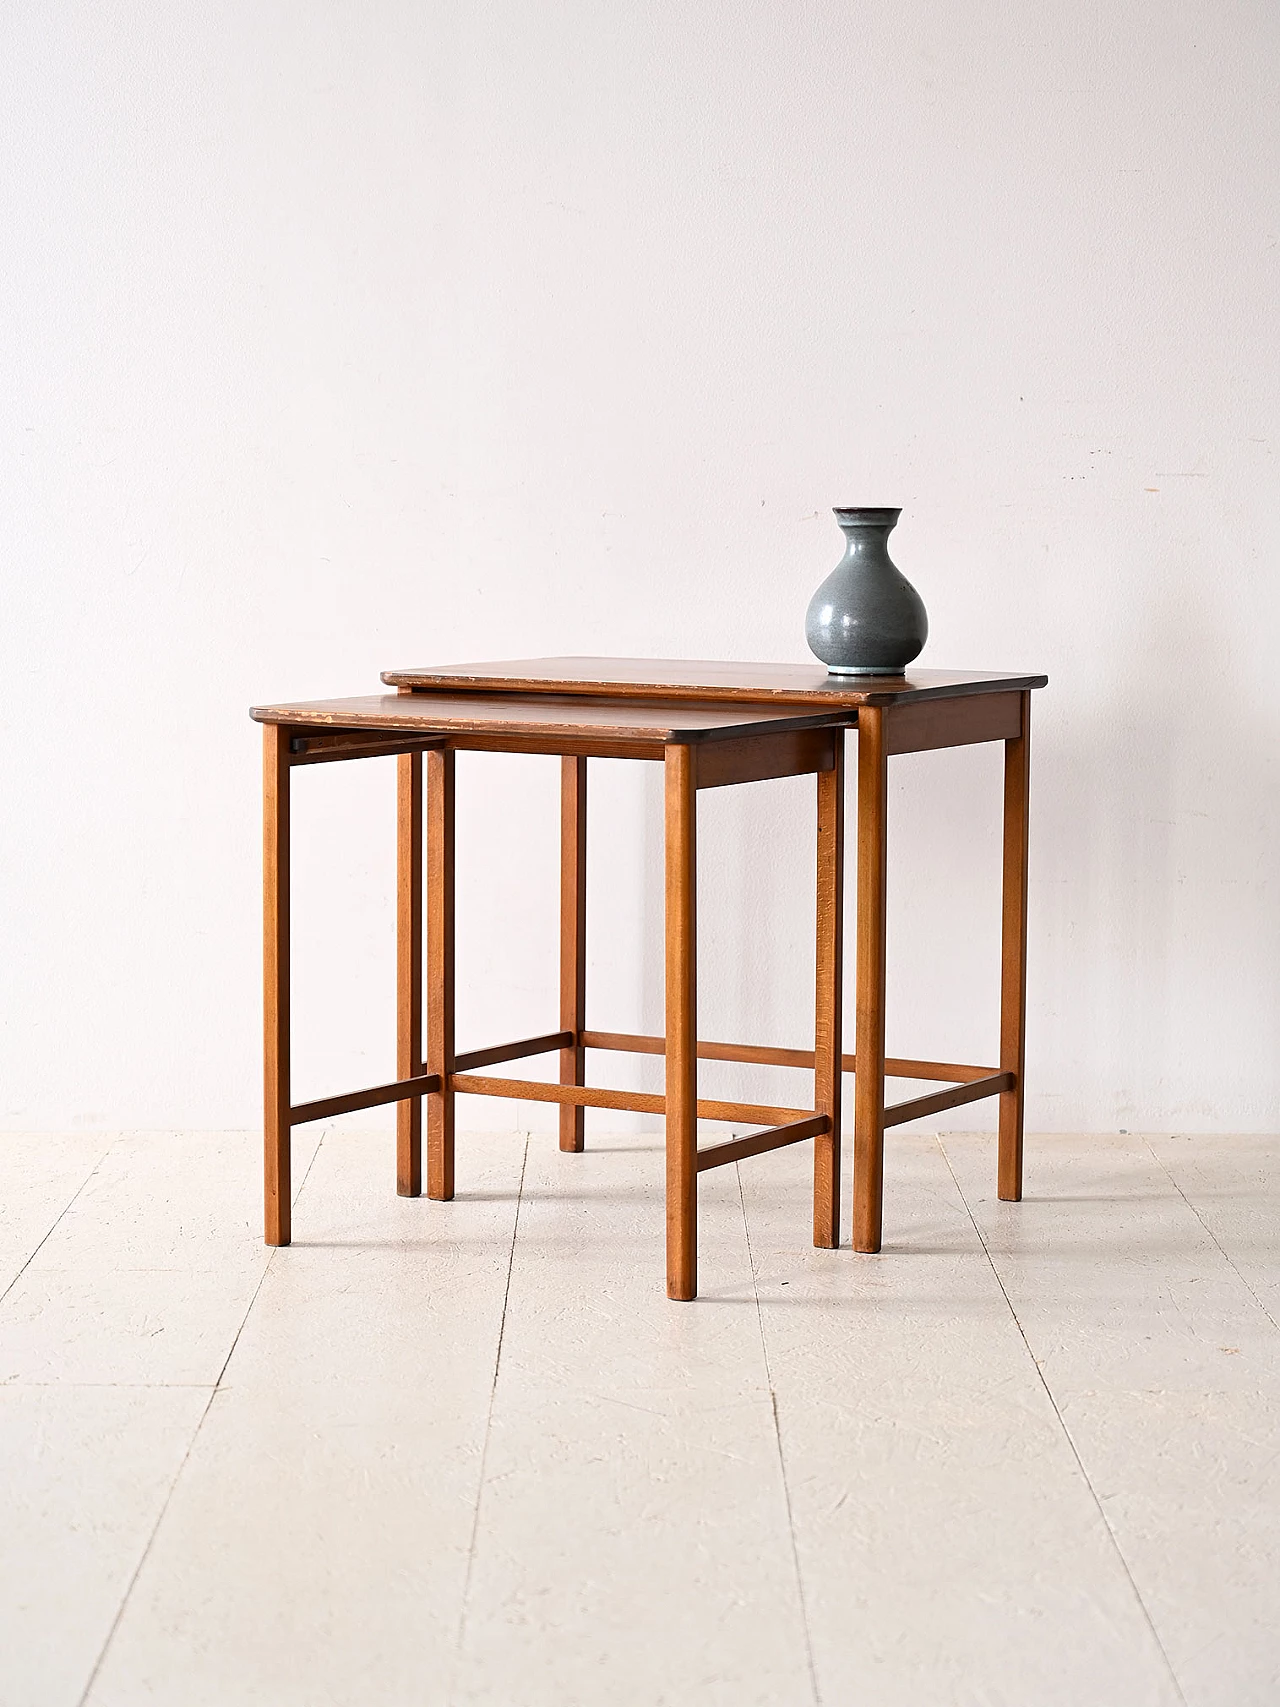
[250,693,853,744]
[379,657,1048,706]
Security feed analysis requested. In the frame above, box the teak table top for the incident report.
[249,692,852,745]
[380,656,1048,707]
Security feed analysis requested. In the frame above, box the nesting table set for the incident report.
[251,658,1046,1299]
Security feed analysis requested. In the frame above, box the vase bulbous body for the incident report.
[805,507,927,676]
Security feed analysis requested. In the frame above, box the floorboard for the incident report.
[453,1131,814,1707]
[83,1129,525,1707]
[0,1128,1276,1707]
[742,1131,1180,1707]
[943,1131,1280,1707]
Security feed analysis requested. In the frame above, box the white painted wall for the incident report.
[3,1,1277,1135]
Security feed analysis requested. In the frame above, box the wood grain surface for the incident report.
[853,703,889,1254]
[379,656,1047,707]
[999,690,1032,1200]
[664,742,699,1301]
[813,738,844,1249]
[262,725,290,1247]
[559,755,588,1153]
[250,692,854,744]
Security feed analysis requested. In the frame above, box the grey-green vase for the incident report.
[805,507,927,675]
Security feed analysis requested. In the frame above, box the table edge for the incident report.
[378,664,1049,707]
[248,700,856,743]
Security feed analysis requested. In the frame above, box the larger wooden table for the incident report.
[251,659,1046,1298]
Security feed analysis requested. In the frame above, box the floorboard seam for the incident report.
[73,1129,330,1707]
[455,1134,529,1665]
[1145,1137,1280,1335]
[0,1136,118,1311]
[936,1135,1189,1707]
[737,1164,822,1707]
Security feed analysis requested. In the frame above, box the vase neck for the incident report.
[833,506,900,561]
[839,523,894,561]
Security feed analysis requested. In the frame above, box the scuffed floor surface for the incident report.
[1,1127,1277,1706]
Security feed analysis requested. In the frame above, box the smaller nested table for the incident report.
[251,659,1046,1300]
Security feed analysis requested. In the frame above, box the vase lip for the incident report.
[833,506,901,528]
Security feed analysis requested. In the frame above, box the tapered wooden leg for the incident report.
[426,746,455,1200]
[559,755,588,1152]
[397,750,423,1196]
[813,732,845,1248]
[998,691,1031,1200]
[853,706,888,1253]
[263,724,291,1246]
[664,743,697,1301]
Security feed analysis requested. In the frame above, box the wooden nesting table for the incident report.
[251,658,1047,1299]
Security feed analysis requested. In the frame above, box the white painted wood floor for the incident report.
[1,1128,1277,1707]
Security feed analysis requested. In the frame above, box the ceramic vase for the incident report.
[804,507,927,675]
